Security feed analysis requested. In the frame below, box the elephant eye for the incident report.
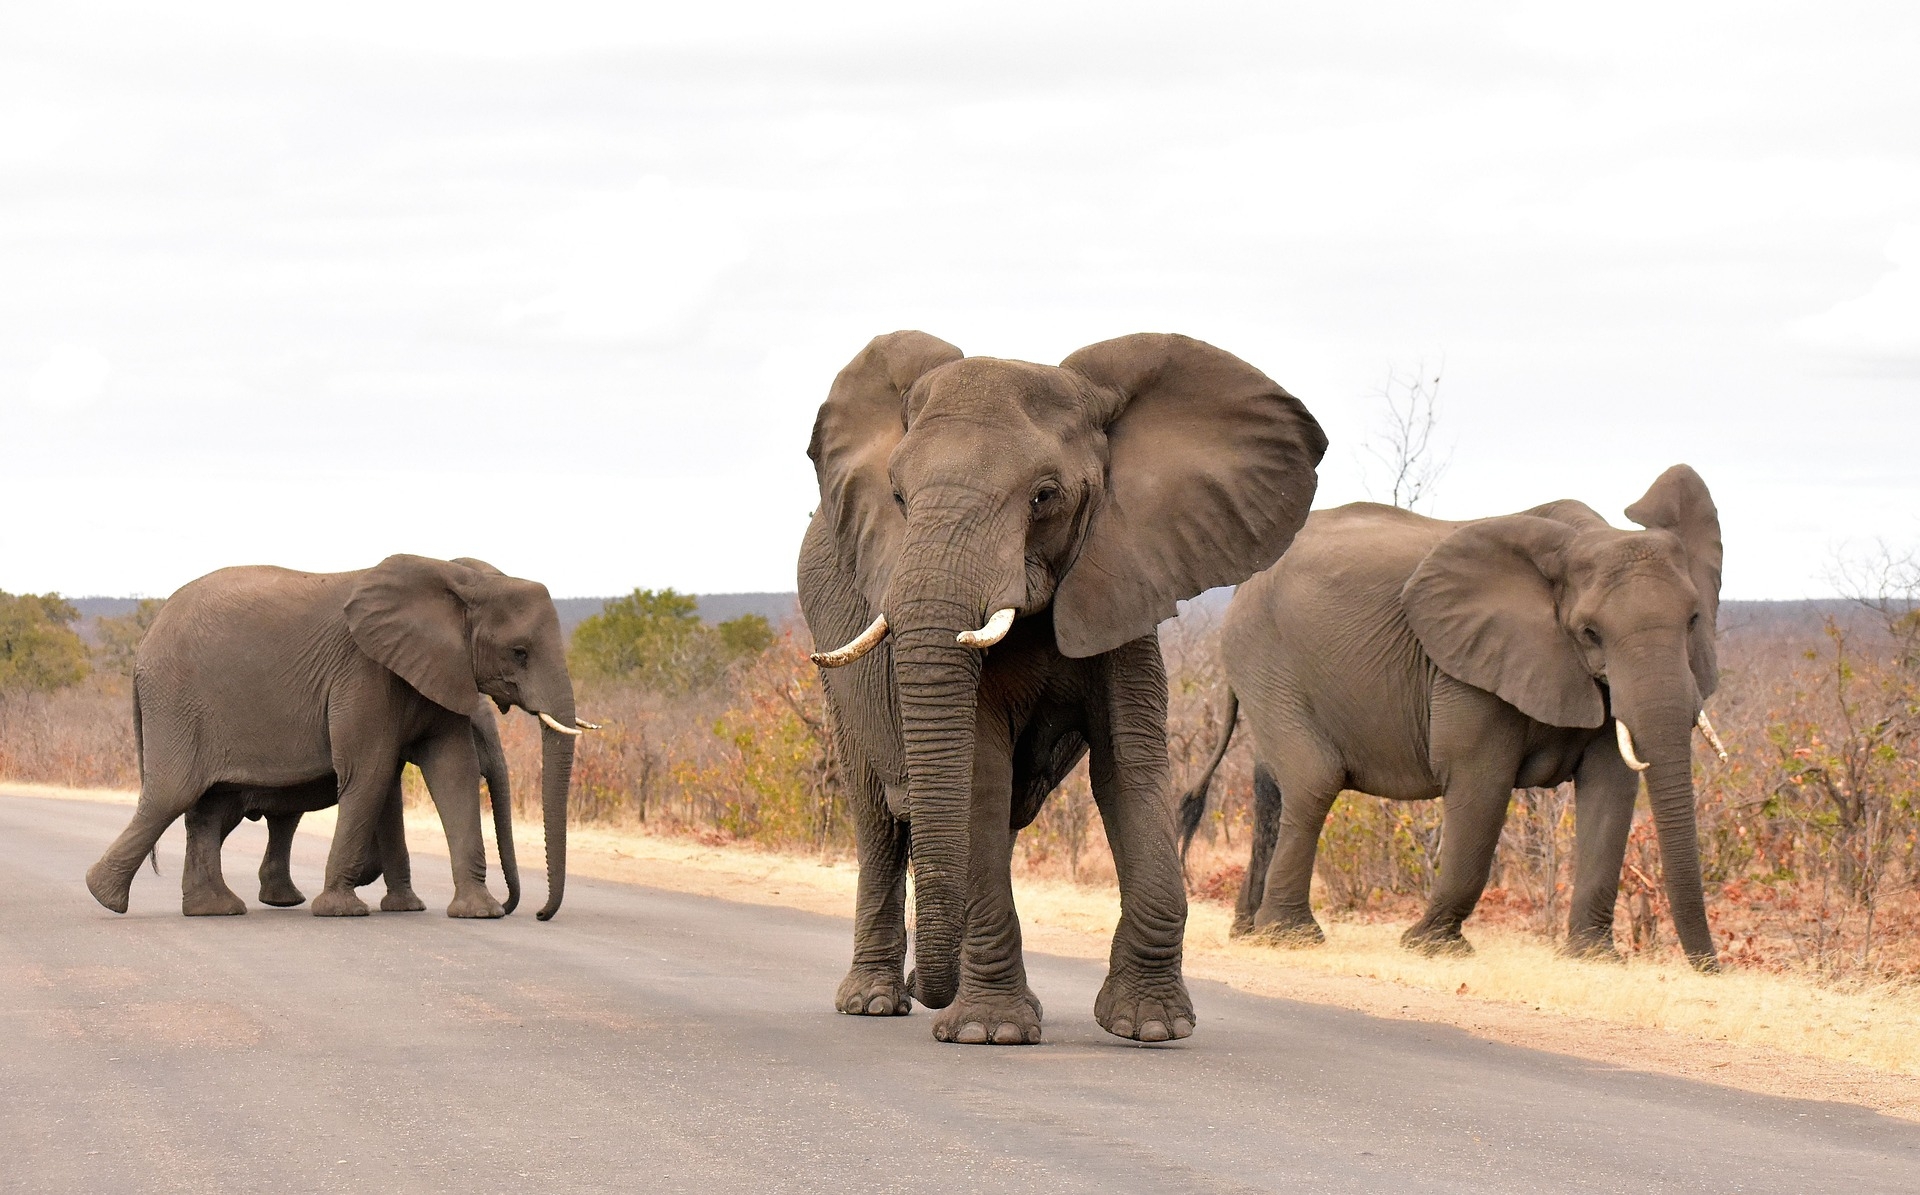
[1689,612,1701,629]
[892,488,906,512]
[1581,626,1602,648]
[512,646,530,665]
[1030,483,1061,517]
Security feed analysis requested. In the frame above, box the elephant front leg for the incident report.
[414,729,505,919]
[182,792,248,917]
[837,763,913,1017]
[1402,778,1515,956]
[257,813,308,907]
[931,722,1042,1045]
[1087,643,1194,1042]
[1564,746,1638,961]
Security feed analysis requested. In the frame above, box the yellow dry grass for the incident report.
[18,780,1919,1119]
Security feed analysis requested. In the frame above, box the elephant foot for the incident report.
[931,987,1043,1045]
[380,888,428,913]
[1095,972,1195,1043]
[1562,932,1624,964]
[1401,922,1473,956]
[1246,909,1325,947]
[182,888,248,917]
[311,887,372,917]
[85,862,131,915]
[446,888,506,919]
[836,968,912,1016]
[1687,951,1722,974]
[258,878,306,907]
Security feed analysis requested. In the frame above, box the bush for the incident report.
[92,598,165,678]
[569,589,775,694]
[0,592,89,694]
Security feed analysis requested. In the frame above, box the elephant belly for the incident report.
[221,776,342,818]
[1009,711,1089,832]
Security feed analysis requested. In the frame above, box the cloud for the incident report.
[23,343,112,411]
[1794,223,1920,369]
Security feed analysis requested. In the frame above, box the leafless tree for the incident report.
[1363,361,1450,512]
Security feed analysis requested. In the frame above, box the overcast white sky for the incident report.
[2,2,1916,599]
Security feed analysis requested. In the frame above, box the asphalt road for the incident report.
[3,791,1916,1194]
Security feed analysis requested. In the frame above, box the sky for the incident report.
[2,1,1916,600]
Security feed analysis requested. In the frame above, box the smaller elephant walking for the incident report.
[1181,466,1726,969]
[88,554,585,920]
[180,699,519,916]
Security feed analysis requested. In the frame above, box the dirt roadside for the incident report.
[26,780,1918,1122]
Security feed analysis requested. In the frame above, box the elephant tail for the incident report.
[133,676,158,877]
[1178,689,1239,861]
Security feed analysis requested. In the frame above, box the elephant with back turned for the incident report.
[801,331,1326,1044]
[179,696,519,917]
[88,554,584,921]
[1180,466,1726,968]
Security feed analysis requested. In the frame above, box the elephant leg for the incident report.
[1564,745,1639,960]
[1231,764,1283,937]
[1085,645,1193,1043]
[414,728,504,919]
[181,791,248,916]
[1249,772,1341,946]
[1402,780,1515,955]
[312,757,399,918]
[87,783,200,914]
[930,715,1041,1045]
[258,813,307,907]
[836,758,912,1017]
[375,776,426,913]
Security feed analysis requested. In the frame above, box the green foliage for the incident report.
[0,591,90,694]
[92,598,165,678]
[568,589,774,693]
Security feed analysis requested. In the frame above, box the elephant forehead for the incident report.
[907,357,1085,426]
[1570,530,1695,596]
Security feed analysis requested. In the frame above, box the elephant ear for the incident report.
[1052,333,1328,658]
[1624,463,1722,699]
[344,554,483,714]
[807,331,965,610]
[1402,515,1606,728]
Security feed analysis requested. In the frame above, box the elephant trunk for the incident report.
[1613,640,1717,970]
[534,710,576,922]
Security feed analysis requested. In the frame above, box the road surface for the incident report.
[2,791,1915,1193]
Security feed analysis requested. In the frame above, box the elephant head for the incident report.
[1401,465,1722,967]
[344,554,580,920]
[808,331,1327,1007]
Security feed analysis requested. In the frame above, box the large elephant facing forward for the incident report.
[1181,467,1725,968]
[88,554,584,921]
[800,331,1326,1045]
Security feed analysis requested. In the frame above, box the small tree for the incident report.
[1363,362,1450,512]
[93,598,166,678]
[569,590,777,693]
[0,592,90,694]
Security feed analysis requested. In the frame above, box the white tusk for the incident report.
[538,712,584,737]
[1616,719,1651,772]
[957,607,1016,649]
[574,718,603,732]
[810,613,889,668]
[1695,710,1728,762]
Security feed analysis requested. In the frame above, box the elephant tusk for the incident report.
[574,718,603,732]
[1615,719,1651,772]
[1695,710,1728,762]
[957,607,1016,649]
[538,712,584,737]
[810,613,889,668]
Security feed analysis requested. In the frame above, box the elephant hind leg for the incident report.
[1248,769,1340,948]
[87,788,201,914]
[1231,763,1283,936]
[182,792,248,916]
[258,813,307,907]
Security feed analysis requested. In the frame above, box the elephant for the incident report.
[87,554,585,921]
[1178,466,1725,969]
[799,331,1327,1044]
[176,697,519,917]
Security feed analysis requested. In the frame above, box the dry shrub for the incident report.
[0,676,137,789]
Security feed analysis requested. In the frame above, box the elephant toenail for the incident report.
[956,1022,989,1044]
[1026,1025,1042,1043]
[1109,1018,1134,1038]
[1138,1020,1169,1042]
[866,996,893,1015]
[1172,1018,1194,1039]
[992,1022,1024,1044]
